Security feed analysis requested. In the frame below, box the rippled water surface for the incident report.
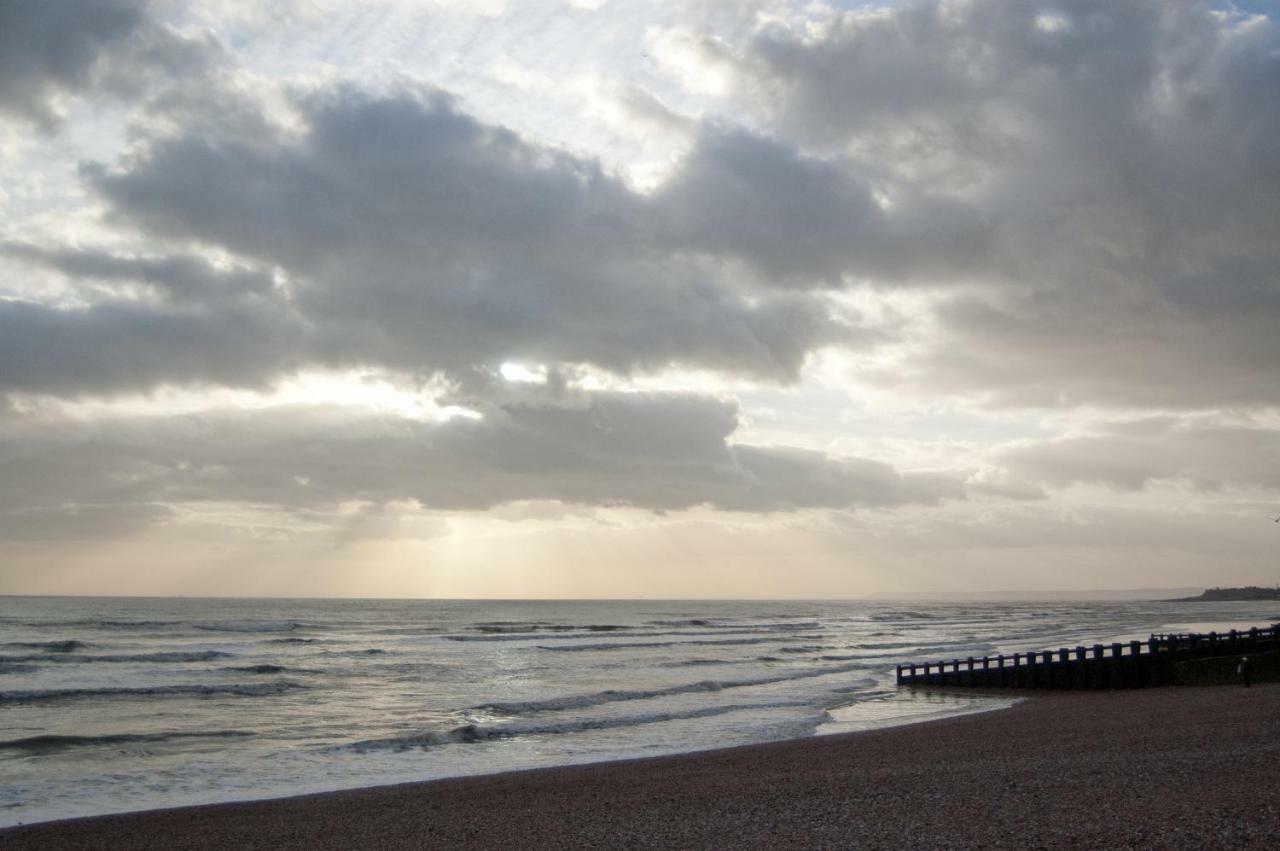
[3,596,1277,825]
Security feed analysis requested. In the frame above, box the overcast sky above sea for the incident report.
[1,0,1277,598]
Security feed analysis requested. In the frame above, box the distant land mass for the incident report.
[1167,586,1280,602]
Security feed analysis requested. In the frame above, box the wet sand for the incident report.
[5,684,1278,850]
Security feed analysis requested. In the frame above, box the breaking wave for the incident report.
[0,730,254,754]
[342,701,814,753]
[471,622,628,634]
[539,635,824,652]
[0,680,308,705]
[0,651,234,665]
[477,665,876,716]
[0,663,39,675]
[3,640,91,653]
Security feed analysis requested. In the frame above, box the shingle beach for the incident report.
[5,684,1277,850]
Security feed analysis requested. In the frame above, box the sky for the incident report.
[1,0,1278,599]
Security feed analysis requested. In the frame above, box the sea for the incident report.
[2,596,1277,827]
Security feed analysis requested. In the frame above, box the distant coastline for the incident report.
[1167,586,1280,602]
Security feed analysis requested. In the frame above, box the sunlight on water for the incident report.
[1,597,1276,826]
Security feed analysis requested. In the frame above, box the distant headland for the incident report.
[1167,586,1280,602]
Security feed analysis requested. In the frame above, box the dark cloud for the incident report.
[651,127,989,285]
[0,391,965,538]
[34,0,1274,410]
[1,241,274,303]
[728,0,1280,407]
[0,243,300,396]
[0,297,301,397]
[0,0,218,129]
[73,86,854,390]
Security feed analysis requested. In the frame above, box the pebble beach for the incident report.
[5,683,1277,850]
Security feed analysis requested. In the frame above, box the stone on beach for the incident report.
[4,684,1278,850]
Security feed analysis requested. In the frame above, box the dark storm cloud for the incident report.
[76,86,852,388]
[0,0,217,128]
[729,0,1280,407]
[1000,417,1280,492]
[0,392,965,536]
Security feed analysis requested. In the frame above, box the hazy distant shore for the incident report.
[6,684,1277,850]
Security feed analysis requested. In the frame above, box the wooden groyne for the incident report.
[896,623,1280,689]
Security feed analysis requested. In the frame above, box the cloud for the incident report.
[65,85,861,393]
[0,502,172,542]
[0,391,965,539]
[0,0,218,129]
[26,1,1272,410]
[651,126,990,285]
[0,296,301,397]
[1,240,274,303]
[1000,416,1280,492]
[717,0,1280,408]
[0,242,300,396]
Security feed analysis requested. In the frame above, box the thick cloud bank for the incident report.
[0,392,963,538]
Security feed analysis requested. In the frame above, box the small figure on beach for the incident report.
[1237,656,1251,688]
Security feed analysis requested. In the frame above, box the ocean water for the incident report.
[2,596,1277,826]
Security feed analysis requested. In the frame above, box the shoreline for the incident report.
[2,689,1022,830]
[5,684,1278,849]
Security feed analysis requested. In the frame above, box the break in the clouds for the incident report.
[1,0,1278,595]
